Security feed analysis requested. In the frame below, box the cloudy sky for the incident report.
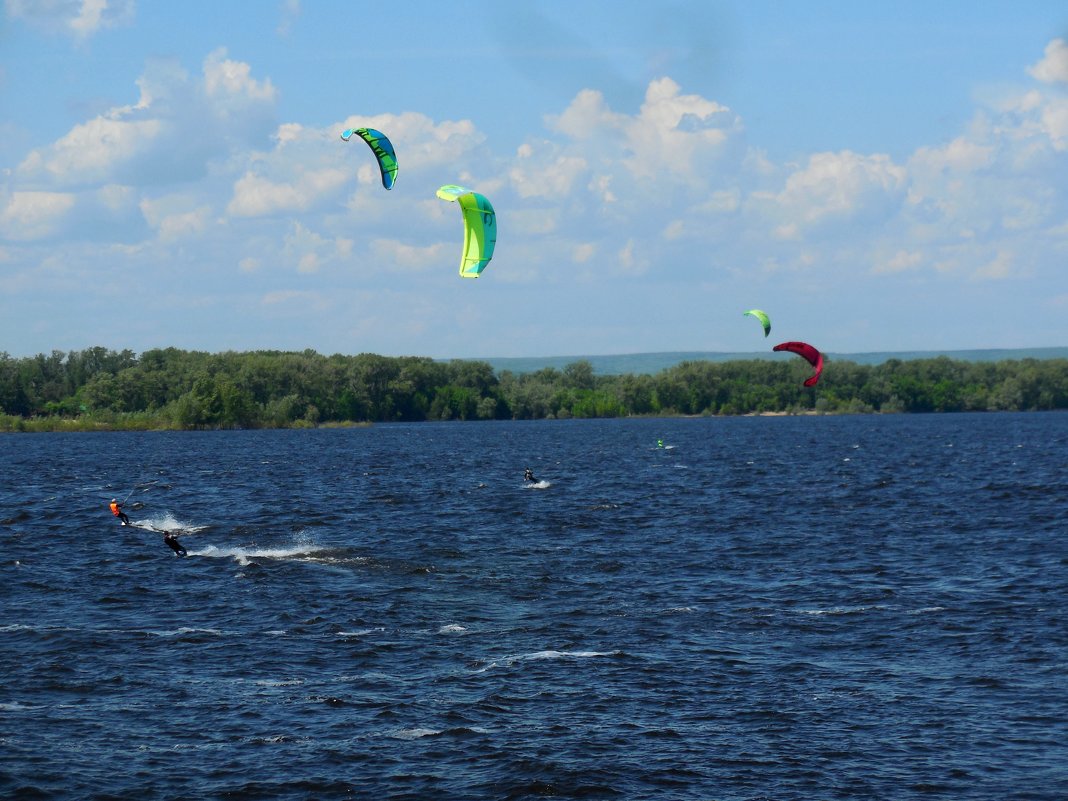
[2,1,1067,359]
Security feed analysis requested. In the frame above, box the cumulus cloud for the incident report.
[4,36,1068,355]
[6,0,135,38]
[16,50,277,190]
[0,191,77,240]
[509,144,587,199]
[369,239,447,272]
[228,168,349,218]
[281,222,351,274]
[546,78,740,186]
[1028,38,1068,84]
[758,151,907,233]
[203,48,277,105]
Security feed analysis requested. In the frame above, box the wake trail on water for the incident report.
[186,533,368,567]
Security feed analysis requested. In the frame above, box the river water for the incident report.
[1,414,1066,799]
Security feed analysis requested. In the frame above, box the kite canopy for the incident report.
[773,341,824,386]
[341,127,398,190]
[436,185,497,278]
[744,309,771,337]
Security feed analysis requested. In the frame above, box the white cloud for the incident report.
[19,117,163,185]
[203,48,277,104]
[6,0,135,38]
[911,136,994,174]
[572,242,596,263]
[277,0,300,35]
[0,191,77,240]
[762,150,907,230]
[282,222,350,274]
[1028,38,1068,84]
[369,239,447,272]
[546,78,740,186]
[873,249,924,275]
[971,249,1017,280]
[616,239,648,276]
[509,144,587,199]
[227,168,349,217]
[663,220,685,240]
[15,51,277,191]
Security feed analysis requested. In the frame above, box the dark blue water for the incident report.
[2,414,1066,800]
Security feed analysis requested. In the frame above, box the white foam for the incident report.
[192,543,328,566]
[255,678,304,687]
[149,627,223,637]
[908,606,946,615]
[474,648,619,673]
[131,513,207,534]
[524,480,551,489]
[338,628,384,638]
[438,624,467,634]
[393,728,440,740]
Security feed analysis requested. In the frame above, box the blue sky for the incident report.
[2,1,1068,359]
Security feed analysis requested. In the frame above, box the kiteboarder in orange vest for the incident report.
[109,498,131,526]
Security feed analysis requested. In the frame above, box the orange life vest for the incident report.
[110,502,120,516]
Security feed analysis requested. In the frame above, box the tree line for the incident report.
[1,346,1067,431]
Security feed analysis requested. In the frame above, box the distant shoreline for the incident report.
[7,408,1064,434]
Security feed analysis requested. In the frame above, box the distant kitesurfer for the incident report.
[109,498,131,526]
[163,531,187,557]
[524,468,537,483]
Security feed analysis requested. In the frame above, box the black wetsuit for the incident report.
[524,470,537,482]
[163,532,187,557]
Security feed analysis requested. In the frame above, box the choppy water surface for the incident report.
[1,414,1066,800]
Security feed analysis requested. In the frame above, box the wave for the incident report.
[474,649,622,673]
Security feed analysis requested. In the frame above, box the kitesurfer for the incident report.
[524,468,537,483]
[163,531,187,557]
[109,498,131,526]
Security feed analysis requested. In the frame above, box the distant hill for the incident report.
[471,347,1068,376]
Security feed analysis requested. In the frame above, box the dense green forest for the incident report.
[1,347,1067,431]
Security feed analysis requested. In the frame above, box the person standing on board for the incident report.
[163,531,187,557]
[109,498,131,526]
[524,468,538,483]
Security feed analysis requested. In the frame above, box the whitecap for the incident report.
[0,701,38,711]
[255,678,304,687]
[907,606,946,615]
[524,649,616,660]
[393,728,440,740]
[475,648,619,672]
[438,624,467,634]
[150,627,223,637]
[338,628,384,638]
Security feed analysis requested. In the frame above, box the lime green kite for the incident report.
[744,309,771,337]
[436,185,497,278]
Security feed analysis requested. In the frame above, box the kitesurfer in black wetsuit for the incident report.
[163,531,187,557]
[524,468,537,483]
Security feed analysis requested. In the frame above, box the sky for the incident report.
[2,1,1068,360]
